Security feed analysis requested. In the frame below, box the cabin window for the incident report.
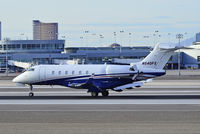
[65,71,68,75]
[79,71,82,75]
[86,71,89,75]
[72,71,75,75]
[58,71,61,75]
[52,71,55,75]
[27,68,35,71]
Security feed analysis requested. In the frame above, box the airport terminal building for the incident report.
[0,39,65,71]
[0,40,152,70]
[0,19,199,71]
[0,39,192,72]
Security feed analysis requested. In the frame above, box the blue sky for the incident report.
[0,0,200,46]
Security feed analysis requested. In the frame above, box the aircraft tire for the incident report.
[29,92,34,97]
[102,91,109,97]
[91,92,98,97]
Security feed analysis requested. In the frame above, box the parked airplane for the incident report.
[12,43,187,97]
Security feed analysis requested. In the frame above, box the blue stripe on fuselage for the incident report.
[32,72,165,89]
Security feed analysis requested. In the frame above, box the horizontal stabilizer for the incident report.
[159,43,193,50]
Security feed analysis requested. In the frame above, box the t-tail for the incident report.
[138,43,188,69]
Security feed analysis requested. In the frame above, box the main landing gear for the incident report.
[91,92,99,97]
[90,90,109,97]
[29,85,34,97]
[102,90,109,97]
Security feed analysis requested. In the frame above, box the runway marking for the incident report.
[0,110,200,112]
[1,90,200,94]
[1,99,200,105]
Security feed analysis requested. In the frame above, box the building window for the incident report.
[16,44,20,49]
[79,71,82,75]
[58,71,61,75]
[42,44,45,49]
[65,71,68,75]
[86,71,89,75]
[72,71,75,75]
[22,44,26,49]
[52,71,55,75]
[3,45,7,50]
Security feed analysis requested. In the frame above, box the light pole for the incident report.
[20,33,24,40]
[80,36,84,46]
[99,35,104,47]
[61,36,66,48]
[184,32,187,46]
[84,31,89,47]
[176,34,183,76]
[119,30,124,58]
[153,30,159,45]
[129,33,132,46]
[6,44,8,76]
[113,32,117,43]
[119,30,124,45]
[91,33,96,46]
[3,38,8,76]
[168,33,171,43]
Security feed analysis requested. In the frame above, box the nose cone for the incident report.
[12,76,21,83]
[12,73,26,83]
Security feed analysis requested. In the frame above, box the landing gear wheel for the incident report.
[102,91,109,97]
[91,92,99,97]
[29,85,34,97]
[29,92,34,97]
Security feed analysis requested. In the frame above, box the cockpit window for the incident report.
[27,68,35,71]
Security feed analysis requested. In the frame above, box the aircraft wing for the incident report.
[113,78,153,91]
[66,76,96,88]
[8,60,33,69]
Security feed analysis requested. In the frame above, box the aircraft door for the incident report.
[39,66,46,81]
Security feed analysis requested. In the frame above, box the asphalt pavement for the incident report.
[0,74,199,134]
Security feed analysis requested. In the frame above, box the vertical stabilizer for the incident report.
[138,43,175,69]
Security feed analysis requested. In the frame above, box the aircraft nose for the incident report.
[12,74,25,83]
[12,76,20,83]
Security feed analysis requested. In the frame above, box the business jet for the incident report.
[12,43,187,97]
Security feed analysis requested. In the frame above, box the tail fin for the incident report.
[138,43,176,69]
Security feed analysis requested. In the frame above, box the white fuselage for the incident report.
[13,64,164,85]
[13,64,130,84]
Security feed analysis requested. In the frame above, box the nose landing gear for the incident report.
[29,92,34,97]
[29,85,34,97]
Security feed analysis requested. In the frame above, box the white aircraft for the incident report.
[12,43,186,97]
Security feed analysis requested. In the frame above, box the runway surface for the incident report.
[0,79,200,134]
[0,88,200,134]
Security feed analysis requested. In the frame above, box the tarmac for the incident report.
[0,71,199,134]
